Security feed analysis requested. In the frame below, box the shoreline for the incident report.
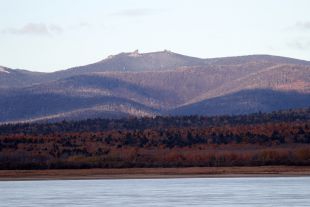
[1,166,310,181]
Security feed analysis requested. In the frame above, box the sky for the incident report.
[0,0,310,72]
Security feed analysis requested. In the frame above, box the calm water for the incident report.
[0,177,309,207]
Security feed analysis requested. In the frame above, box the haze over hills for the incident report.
[0,50,309,123]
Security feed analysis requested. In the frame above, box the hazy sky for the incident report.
[1,0,310,72]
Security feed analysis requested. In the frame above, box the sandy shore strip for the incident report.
[1,166,310,181]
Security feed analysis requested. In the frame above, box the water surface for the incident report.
[0,177,309,206]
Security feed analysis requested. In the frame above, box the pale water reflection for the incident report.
[0,177,309,206]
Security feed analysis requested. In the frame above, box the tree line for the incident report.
[0,108,309,169]
[0,108,309,135]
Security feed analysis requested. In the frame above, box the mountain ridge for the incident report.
[2,51,310,74]
[0,50,309,123]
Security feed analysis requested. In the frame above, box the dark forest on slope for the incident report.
[0,108,309,169]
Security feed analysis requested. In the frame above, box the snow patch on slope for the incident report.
[0,66,10,74]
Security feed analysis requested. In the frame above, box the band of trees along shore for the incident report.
[0,108,309,169]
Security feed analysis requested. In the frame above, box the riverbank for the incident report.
[1,166,310,181]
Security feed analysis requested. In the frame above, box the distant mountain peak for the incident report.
[103,49,181,60]
[128,49,141,57]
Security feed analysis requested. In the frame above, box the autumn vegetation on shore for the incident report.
[0,108,309,170]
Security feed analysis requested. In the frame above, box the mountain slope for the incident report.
[204,54,310,66]
[0,50,207,88]
[0,75,165,123]
[0,91,159,123]
[0,51,309,123]
[182,63,310,106]
[0,66,49,88]
[59,50,204,71]
[2,51,309,88]
[170,89,310,116]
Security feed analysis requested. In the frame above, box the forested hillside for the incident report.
[0,109,309,169]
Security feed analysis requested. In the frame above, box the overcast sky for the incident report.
[1,0,310,72]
